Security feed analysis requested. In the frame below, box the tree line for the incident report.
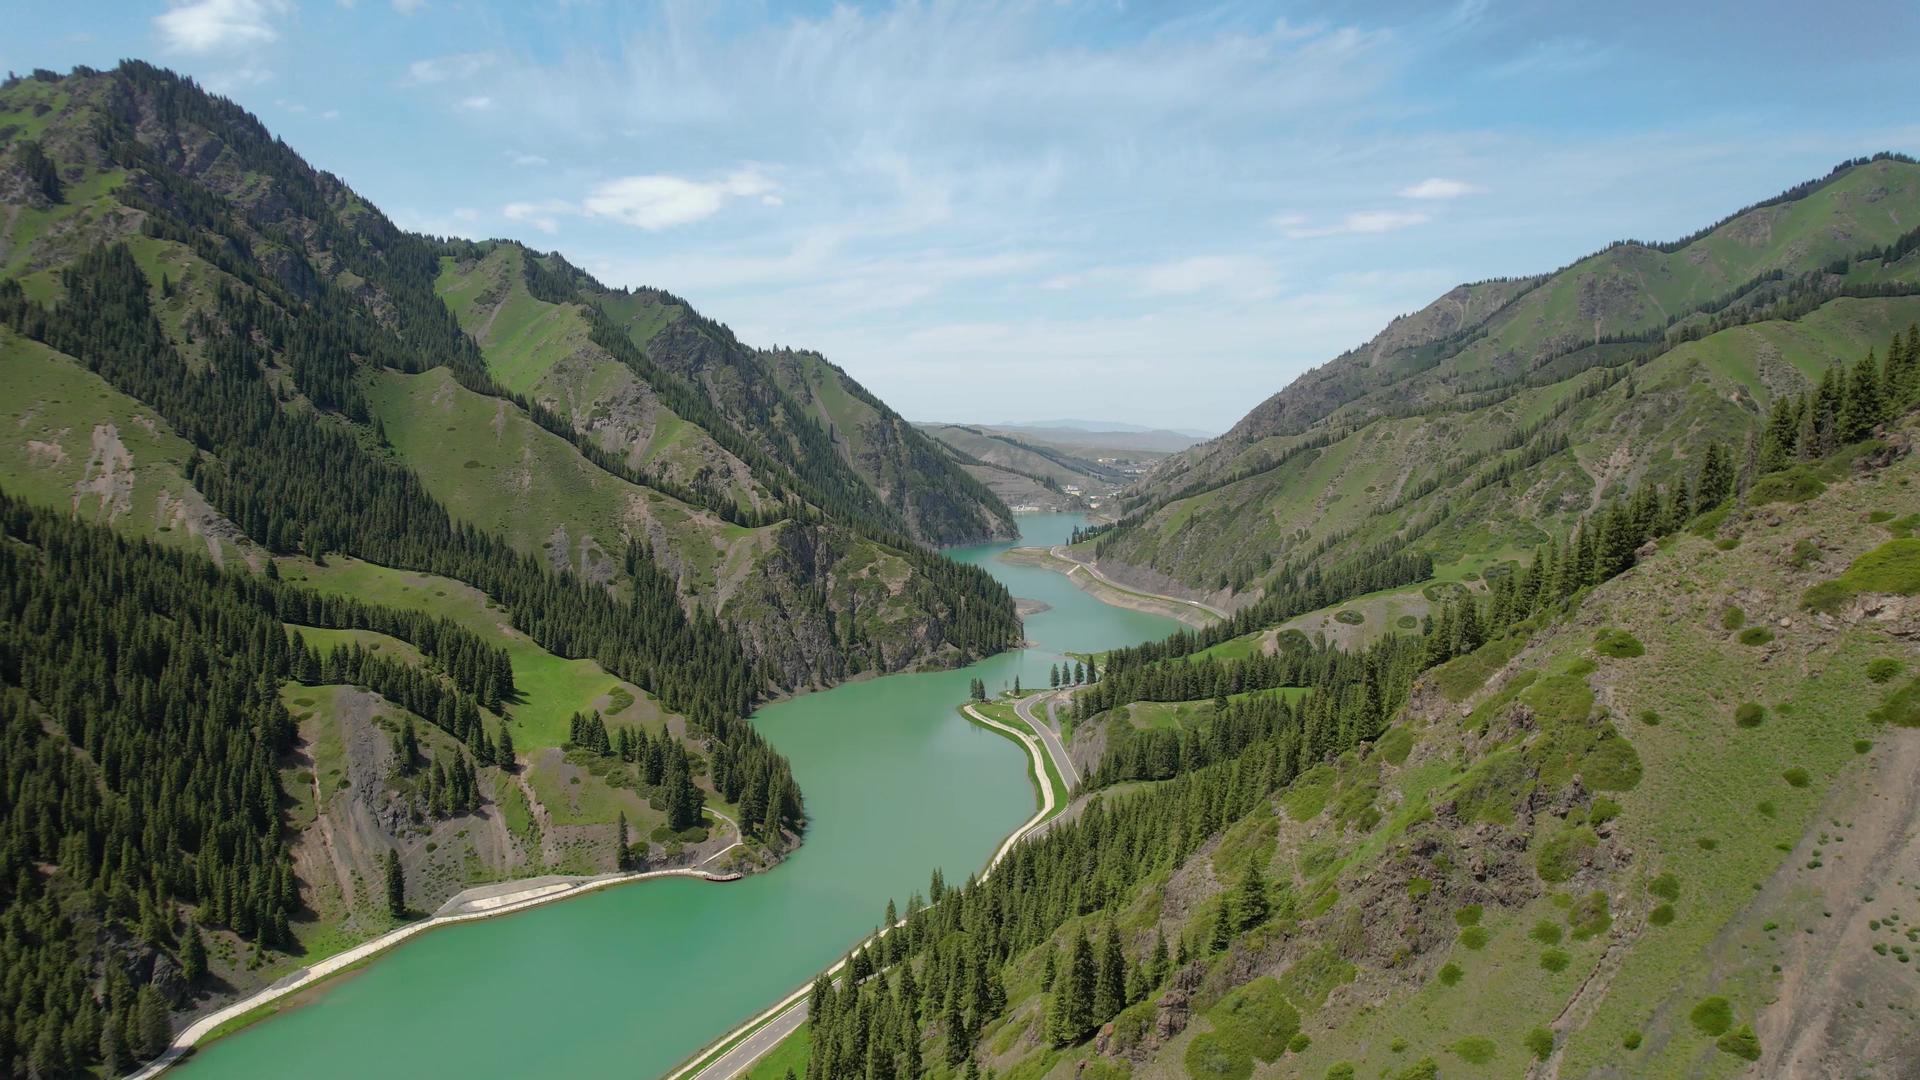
[0,244,799,837]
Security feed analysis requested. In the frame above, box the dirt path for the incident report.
[309,768,357,904]
[515,770,561,868]
[1752,726,1920,1076]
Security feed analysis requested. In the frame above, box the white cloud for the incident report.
[1283,210,1430,239]
[1138,256,1279,301]
[581,169,779,230]
[404,51,494,85]
[457,96,494,111]
[508,152,548,167]
[392,0,426,12]
[1400,177,1483,200]
[155,0,288,54]
[502,199,574,234]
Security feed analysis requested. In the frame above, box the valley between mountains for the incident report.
[3,60,1920,1080]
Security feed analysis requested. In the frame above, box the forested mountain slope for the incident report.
[435,242,1017,547]
[776,381,1920,1080]
[0,60,1017,1077]
[1088,155,1920,609]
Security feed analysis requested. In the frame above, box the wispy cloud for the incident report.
[1138,256,1280,301]
[1400,177,1483,200]
[155,0,288,54]
[1281,210,1430,239]
[404,51,494,85]
[456,95,493,112]
[502,199,573,235]
[507,152,548,167]
[1485,36,1612,80]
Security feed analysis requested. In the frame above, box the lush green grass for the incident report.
[970,700,1067,816]
[276,556,666,751]
[434,248,591,394]
[1803,538,1920,613]
[0,328,248,562]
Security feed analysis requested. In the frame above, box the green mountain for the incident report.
[0,60,1018,1076]
[777,359,1920,1080]
[742,162,1920,1080]
[1086,154,1920,609]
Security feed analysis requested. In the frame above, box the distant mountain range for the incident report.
[992,418,1217,439]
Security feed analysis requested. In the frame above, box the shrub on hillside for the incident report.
[1735,703,1766,728]
[1716,1025,1762,1060]
[1534,825,1598,883]
[1569,891,1611,939]
[1748,466,1825,504]
[1868,658,1903,683]
[1649,872,1680,901]
[1738,627,1774,646]
[1593,629,1645,658]
[1450,1036,1496,1064]
[1690,996,1733,1036]
[1870,677,1920,727]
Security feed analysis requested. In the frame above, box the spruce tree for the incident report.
[181,924,208,984]
[1237,858,1270,930]
[384,849,406,918]
[1093,925,1126,1023]
[134,984,170,1059]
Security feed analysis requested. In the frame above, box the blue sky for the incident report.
[11,2,1920,431]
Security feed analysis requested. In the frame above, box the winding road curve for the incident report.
[1013,690,1079,791]
[130,808,745,1080]
[1049,545,1229,621]
[667,704,1059,1080]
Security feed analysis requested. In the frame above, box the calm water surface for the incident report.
[180,513,1178,1079]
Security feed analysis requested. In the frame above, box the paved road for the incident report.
[683,997,810,1080]
[1013,690,1079,791]
[671,705,1057,1080]
[1049,545,1228,621]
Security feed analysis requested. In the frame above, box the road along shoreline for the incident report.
[664,703,1059,1080]
[998,545,1226,628]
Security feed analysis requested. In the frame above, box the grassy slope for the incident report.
[434,246,773,514]
[766,349,1019,543]
[275,554,663,751]
[0,327,254,565]
[1101,293,1920,596]
[977,429,1920,1080]
[1103,159,1920,596]
[367,365,757,595]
